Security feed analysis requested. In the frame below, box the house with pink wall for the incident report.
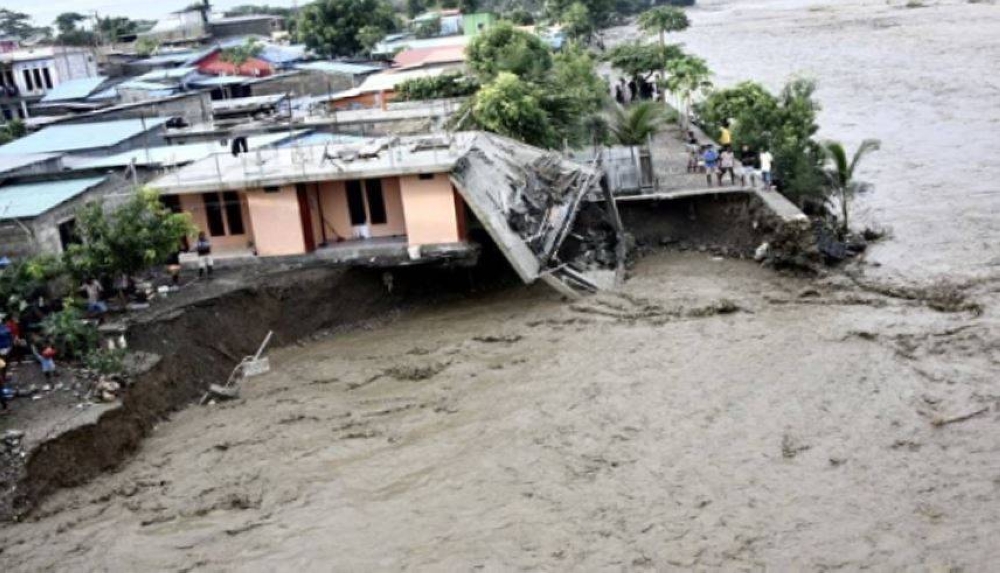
[150,131,608,294]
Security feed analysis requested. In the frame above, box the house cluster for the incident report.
[0,7,615,296]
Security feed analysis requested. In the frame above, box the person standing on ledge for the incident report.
[702,145,720,187]
[719,121,732,148]
[195,232,214,278]
[759,148,775,189]
[740,144,758,188]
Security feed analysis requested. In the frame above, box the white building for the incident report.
[0,47,99,121]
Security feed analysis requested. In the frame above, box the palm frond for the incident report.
[848,138,881,177]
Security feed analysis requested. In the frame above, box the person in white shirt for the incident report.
[759,150,774,189]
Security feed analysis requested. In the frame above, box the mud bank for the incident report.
[1,262,518,522]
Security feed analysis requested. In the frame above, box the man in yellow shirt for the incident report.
[719,121,732,146]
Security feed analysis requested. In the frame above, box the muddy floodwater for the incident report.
[666,0,1000,281]
[3,1,1000,570]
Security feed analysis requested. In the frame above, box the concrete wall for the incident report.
[178,192,254,253]
[398,173,461,246]
[245,185,306,256]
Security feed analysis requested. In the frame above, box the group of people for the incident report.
[686,123,774,189]
[614,76,659,106]
[0,309,58,414]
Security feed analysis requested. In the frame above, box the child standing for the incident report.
[33,342,56,380]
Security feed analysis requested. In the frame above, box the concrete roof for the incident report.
[150,132,477,195]
[0,47,89,63]
[330,67,451,100]
[40,76,109,103]
[211,94,287,114]
[73,131,307,169]
[0,118,170,156]
[0,176,106,220]
[136,66,199,82]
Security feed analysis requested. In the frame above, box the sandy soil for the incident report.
[1,251,997,571]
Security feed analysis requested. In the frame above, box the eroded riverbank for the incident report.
[1,251,996,571]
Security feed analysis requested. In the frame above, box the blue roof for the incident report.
[0,176,106,219]
[0,118,170,156]
[40,76,108,103]
[136,66,198,82]
[278,132,364,147]
[189,74,249,87]
[116,79,177,91]
[135,50,203,66]
[295,61,381,76]
[258,44,307,65]
[75,131,307,169]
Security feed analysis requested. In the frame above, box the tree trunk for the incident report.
[840,187,849,236]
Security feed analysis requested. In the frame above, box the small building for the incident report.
[326,67,452,111]
[209,15,284,40]
[0,47,99,120]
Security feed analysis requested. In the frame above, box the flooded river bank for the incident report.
[2,1,999,570]
[659,0,1000,281]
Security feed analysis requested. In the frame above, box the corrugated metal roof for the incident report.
[137,66,199,82]
[258,44,307,65]
[135,51,200,66]
[189,75,249,87]
[40,76,109,103]
[0,118,170,156]
[73,131,307,169]
[0,153,60,175]
[0,176,106,219]
[295,61,381,76]
[116,79,177,91]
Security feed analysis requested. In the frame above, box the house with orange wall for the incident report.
[148,131,606,292]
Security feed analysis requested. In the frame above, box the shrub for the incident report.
[41,304,99,359]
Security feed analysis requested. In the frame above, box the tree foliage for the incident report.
[638,6,689,46]
[604,41,683,79]
[822,139,881,234]
[0,9,42,39]
[472,72,555,148]
[697,78,827,204]
[297,0,398,57]
[561,2,594,43]
[55,12,97,46]
[467,22,552,83]
[660,53,712,127]
[0,120,27,145]
[609,101,667,145]
[63,190,195,281]
[395,72,479,101]
[220,37,263,71]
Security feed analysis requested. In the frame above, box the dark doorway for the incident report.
[296,184,316,252]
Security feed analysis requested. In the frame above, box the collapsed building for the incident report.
[149,131,623,296]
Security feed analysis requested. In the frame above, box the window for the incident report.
[4,70,14,88]
[58,219,78,251]
[160,194,181,213]
[1,107,10,121]
[41,68,53,90]
[32,69,42,91]
[202,192,226,237]
[222,191,244,235]
[345,180,366,226]
[22,69,33,91]
[418,173,435,180]
[364,179,387,225]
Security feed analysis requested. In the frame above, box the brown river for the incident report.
[2,1,999,570]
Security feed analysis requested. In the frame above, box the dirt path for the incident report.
[2,252,996,571]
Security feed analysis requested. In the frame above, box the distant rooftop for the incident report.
[0,118,170,156]
[295,61,382,76]
[0,46,89,63]
[0,153,60,176]
[40,76,109,103]
[0,176,106,219]
[73,131,307,170]
[150,132,477,195]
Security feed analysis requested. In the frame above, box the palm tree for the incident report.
[661,54,712,129]
[821,139,881,236]
[638,6,690,48]
[609,101,666,145]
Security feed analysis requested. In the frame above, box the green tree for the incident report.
[406,0,425,19]
[63,190,195,281]
[0,9,36,38]
[638,6,689,48]
[472,72,555,148]
[467,22,553,83]
[395,72,479,100]
[0,119,27,145]
[220,37,263,73]
[135,37,160,57]
[562,2,594,43]
[55,12,87,35]
[55,12,97,46]
[98,16,140,42]
[609,101,666,145]
[413,16,441,39]
[822,139,880,235]
[505,8,535,25]
[297,0,398,58]
[604,41,683,80]
[660,53,712,128]
[546,0,613,29]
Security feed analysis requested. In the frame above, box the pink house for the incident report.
[152,134,475,263]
